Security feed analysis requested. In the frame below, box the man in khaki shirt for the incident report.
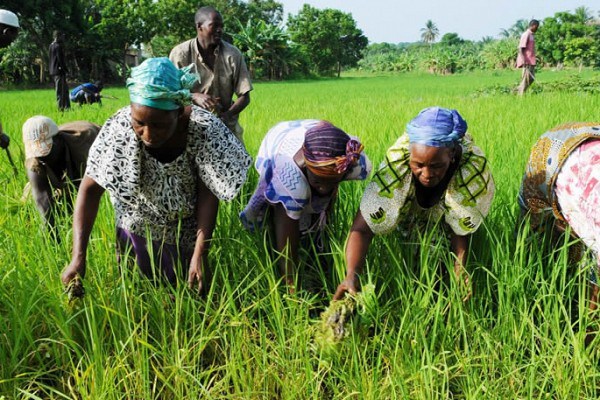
[170,6,252,142]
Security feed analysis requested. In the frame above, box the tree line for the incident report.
[0,3,598,85]
[0,0,367,85]
[360,7,600,75]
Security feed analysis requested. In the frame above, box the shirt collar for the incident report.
[194,39,221,62]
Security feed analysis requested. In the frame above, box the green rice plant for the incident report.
[1,70,600,398]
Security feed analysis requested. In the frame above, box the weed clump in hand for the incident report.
[64,276,85,302]
[314,283,377,354]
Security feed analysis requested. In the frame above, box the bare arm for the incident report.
[333,210,375,300]
[272,203,300,288]
[188,180,220,293]
[220,92,250,121]
[27,168,56,229]
[450,233,471,301]
[0,122,9,149]
[61,176,105,285]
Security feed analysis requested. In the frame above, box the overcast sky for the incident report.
[278,0,599,43]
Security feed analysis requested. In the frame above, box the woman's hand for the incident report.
[453,262,472,302]
[61,260,86,301]
[61,260,86,286]
[333,274,359,300]
[188,257,205,294]
[450,233,471,302]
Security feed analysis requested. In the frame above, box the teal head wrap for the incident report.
[126,57,199,110]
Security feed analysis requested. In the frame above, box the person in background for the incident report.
[61,58,251,294]
[516,19,539,95]
[70,81,103,106]
[0,9,20,153]
[22,116,100,235]
[49,30,70,111]
[240,120,371,290]
[519,122,600,314]
[169,6,252,143]
[0,9,19,49]
[333,107,495,301]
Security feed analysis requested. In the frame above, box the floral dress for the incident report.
[85,105,251,280]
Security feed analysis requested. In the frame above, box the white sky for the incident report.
[278,0,600,43]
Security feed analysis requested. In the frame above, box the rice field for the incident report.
[1,68,600,398]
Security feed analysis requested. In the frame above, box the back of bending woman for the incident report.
[334,107,495,300]
[240,120,371,289]
[61,58,251,293]
[519,122,600,311]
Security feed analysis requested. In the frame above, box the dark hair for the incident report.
[529,19,539,27]
[195,6,220,26]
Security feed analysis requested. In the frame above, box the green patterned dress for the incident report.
[360,133,494,237]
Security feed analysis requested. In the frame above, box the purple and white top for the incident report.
[240,119,371,234]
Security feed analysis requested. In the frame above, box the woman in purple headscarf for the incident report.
[333,107,495,301]
[240,120,371,290]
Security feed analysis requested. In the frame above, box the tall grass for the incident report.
[1,69,600,398]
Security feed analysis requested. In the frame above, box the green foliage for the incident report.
[232,19,304,80]
[360,9,599,76]
[480,38,519,69]
[2,70,600,398]
[3,2,598,85]
[439,32,465,47]
[287,4,368,77]
[536,10,600,67]
[315,283,377,347]
[474,73,600,96]
[499,19,529,39]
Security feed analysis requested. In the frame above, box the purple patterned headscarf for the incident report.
[302,121,364,177]
[406,107,467,148]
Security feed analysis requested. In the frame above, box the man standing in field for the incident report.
[169,6,252,143]
[49,31,71,111]
[516,19,539,95]
[0,9,20,157]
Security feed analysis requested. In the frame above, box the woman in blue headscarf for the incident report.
[333,107,495,301]
[61,58,251,294]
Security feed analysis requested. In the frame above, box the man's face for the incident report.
[0,24,18,49]
[530,24,539,33]
[197,12,223,46]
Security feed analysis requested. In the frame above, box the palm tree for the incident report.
[499,19,528,38]
[510,19,529,37]
[420,20,439,44]
[574,6,592,24]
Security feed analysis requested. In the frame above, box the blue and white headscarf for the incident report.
[406,107,467,148]
[126,57,199,111]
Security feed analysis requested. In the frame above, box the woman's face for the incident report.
[130,103,180,148]
[306,169,344,196]
[409,144,454,188]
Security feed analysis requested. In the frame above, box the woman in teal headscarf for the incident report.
[333,107,495,301]
[61,58,251,294]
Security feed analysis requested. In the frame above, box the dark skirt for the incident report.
[116,228,193,285]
